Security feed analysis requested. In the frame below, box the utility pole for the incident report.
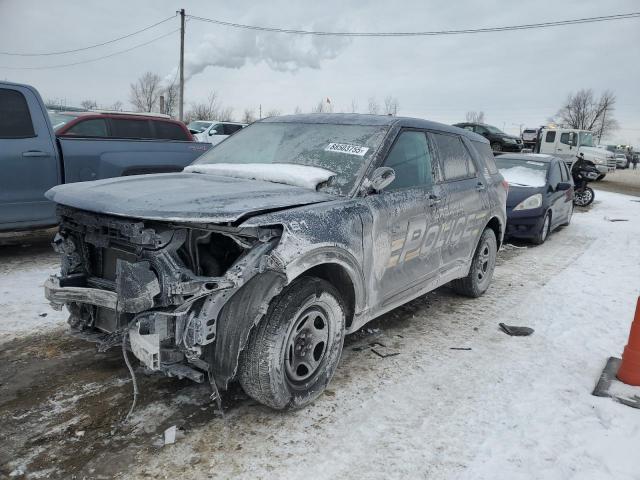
[178,8,185,122]
[259,104,262,119]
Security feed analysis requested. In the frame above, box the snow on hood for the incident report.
[184,163,335,190]
[500,166,546,187]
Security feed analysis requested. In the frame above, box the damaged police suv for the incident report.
[45,114,507,410]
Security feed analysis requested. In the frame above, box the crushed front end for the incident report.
[45,206,283,384]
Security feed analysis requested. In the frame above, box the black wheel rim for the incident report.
[476,240,492,282]
[284,306,330,383]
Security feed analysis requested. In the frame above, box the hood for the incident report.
[45,172,335,223]
[579,146,612,159]
[506,185,545,208]
[498,133,521,141]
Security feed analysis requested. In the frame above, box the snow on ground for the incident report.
[1,191,639,479]
[0,243,66,342]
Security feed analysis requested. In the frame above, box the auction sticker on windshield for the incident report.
[325,143,370,156]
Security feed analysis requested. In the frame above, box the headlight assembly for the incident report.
[513,193,542,211]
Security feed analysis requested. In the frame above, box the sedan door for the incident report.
[548,159,571,226]
[364,130,441,310]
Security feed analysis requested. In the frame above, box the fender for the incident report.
[284,246,367,314]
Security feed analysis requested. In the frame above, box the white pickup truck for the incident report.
[536,127,616,179]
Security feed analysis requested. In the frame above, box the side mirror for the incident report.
[557,182,571,191]
[208,129,218,136]
[368,167,396,193]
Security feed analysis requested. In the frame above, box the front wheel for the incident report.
[491,142,502,152]
[238,277,346,410]
[533,212,551,245]
[574,187,594,207]
[452,228,497,298]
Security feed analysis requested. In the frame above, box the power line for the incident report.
[0,28,180,70]
[187,11,640,36]
[0,15,176,56]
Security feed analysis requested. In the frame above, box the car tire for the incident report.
[238,276,346,410]
[561,204,573,227]
[451,228,497,298]
[491,142,502,152]
[533,212,551,245]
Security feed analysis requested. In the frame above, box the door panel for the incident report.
[0,86,60,228]
[364,130,440,308]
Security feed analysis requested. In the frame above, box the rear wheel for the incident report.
[533,212,551,245]
[452,228,497,298]
[238,277,346,410]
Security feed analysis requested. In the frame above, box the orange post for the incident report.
[617,297,640,386]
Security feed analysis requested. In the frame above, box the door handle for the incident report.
[22,150,49,158]
[476,182,486,191]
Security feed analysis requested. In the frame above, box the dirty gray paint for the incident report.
[44,114,506,389]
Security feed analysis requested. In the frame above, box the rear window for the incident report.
[110,118,152,139]
[64,118,108,137]
[431,133,476,181]
[153,120,190,140]
[545,131,556,143]
[0,88,35,138]
[471,140,499,175]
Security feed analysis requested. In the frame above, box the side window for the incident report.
[383,131,433,190]
[431,133,476,181]
[0,88,35,138]
[110,119,152,139]
[471,140,499,175]
[559,161,569,181]
[474,126,487,135]
[65,119,108,137]
[210,123,223,135]
[223,124,243,135]
[545,131,556,143]
[462,126,474,132]
[153,121,189,140]
[560,132,571,145]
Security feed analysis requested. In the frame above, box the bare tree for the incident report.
[367,97,379,115]
[311,98,333,113]
[466,111,485,123]
[162,83,179,118]
[555,89,618,141]
[80,99,97,110]
[384,96,399,116]
[242,108,256,124]
[350,99,358,113]
[185,92,220,123]
[129,72,162,112]
[110,101,123,111]
[294,106,302,115]
[265,108,281,117]
[218,107,235,122]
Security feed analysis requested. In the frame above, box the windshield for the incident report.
[495,157,548,187]
[48,112,78,131]
[187,121,213,133]
[484,125,505,135]
[579,131,594,147]
[193,122,388,195]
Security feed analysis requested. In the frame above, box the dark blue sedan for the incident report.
[495,154,574,244]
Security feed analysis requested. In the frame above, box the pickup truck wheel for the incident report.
[451,228,497,298]
[238,277,346,410]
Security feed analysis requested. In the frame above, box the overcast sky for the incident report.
[1,0,638,143]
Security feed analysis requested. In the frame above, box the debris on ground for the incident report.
[499,323,534,336]
[370,342,400,358]
[450,347,472,351]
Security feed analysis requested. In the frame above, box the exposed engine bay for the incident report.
[45,205,285,385]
